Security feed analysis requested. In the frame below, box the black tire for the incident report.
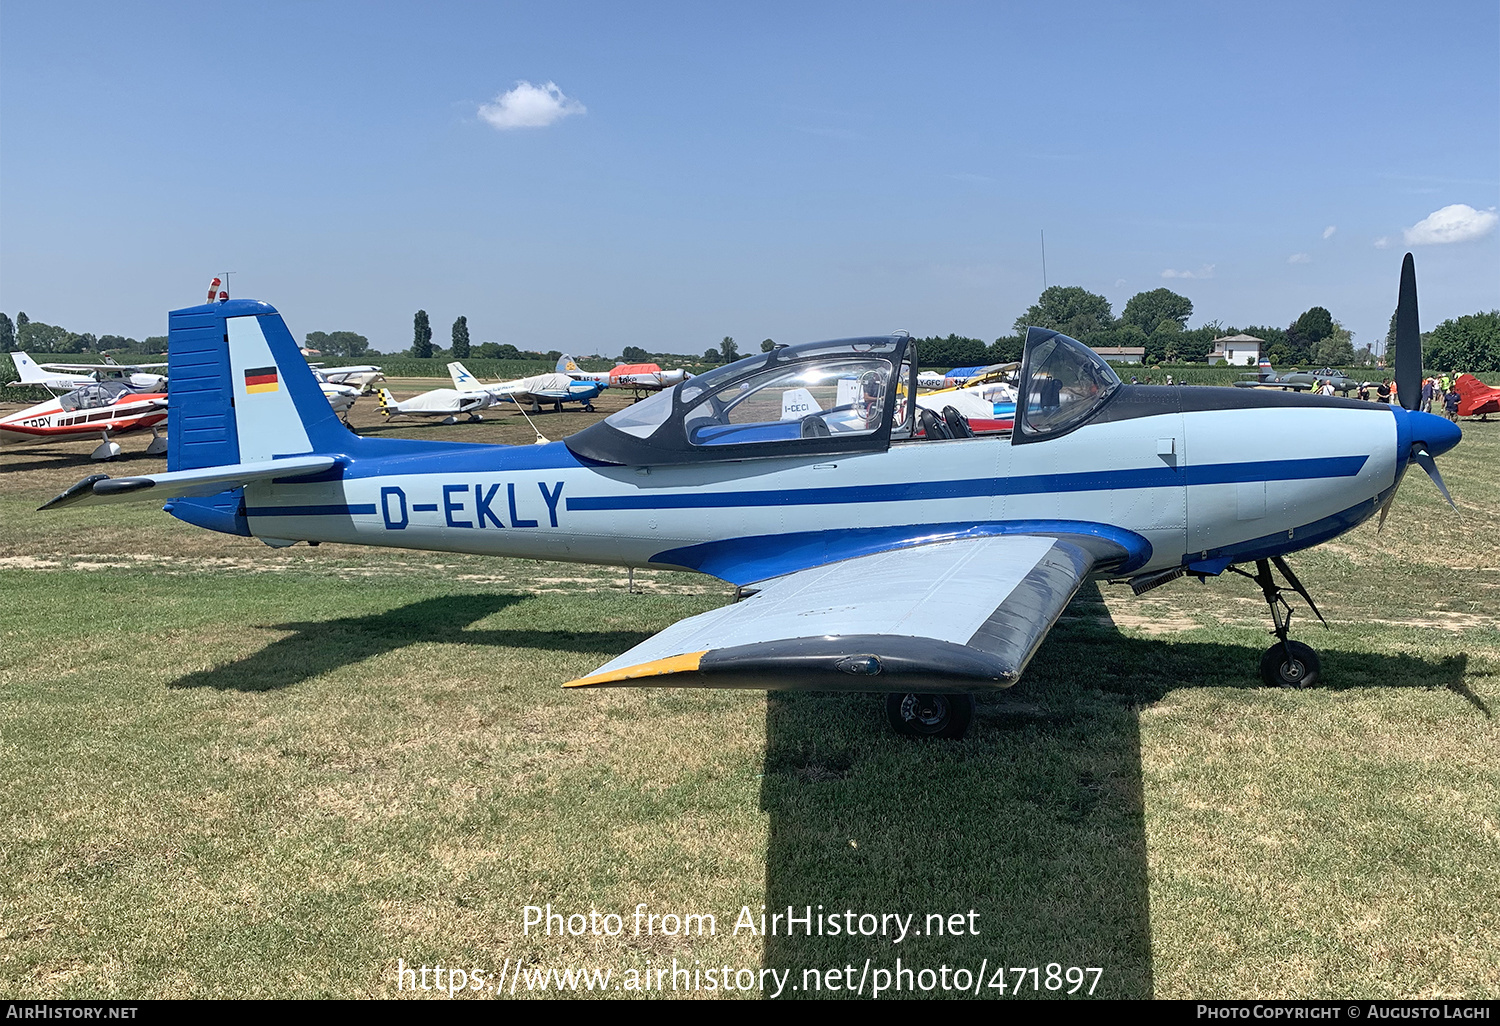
[885,692,975,739]
[1259,641,1321,688]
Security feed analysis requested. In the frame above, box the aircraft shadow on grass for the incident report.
[167,593,655,693]
[165,585,1475,998]
[756,582,1472,999]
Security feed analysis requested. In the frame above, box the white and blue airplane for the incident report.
[40,257,1459,738]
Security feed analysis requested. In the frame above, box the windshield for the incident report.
[1016,329,1120,441]
[58,381,135,411]
[602,386,676,438]
[684,357,893,447]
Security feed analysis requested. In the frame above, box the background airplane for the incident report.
[557,354,690,392]
[8,351,169,392]
[1454,374,1500,419]
[448,362,602,413]
[2,380,167,459]
[40,255,1460,739]
[376,385,493,424]
[312,364,385,393]
[1235,364,1361,394]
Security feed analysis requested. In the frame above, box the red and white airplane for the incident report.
[0,380,168,459]
[557,354,690,392]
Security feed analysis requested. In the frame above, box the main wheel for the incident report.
[1259,641,1321,688]
[885,693,975,739]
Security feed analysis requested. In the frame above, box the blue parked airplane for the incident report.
[41,256,1459,738]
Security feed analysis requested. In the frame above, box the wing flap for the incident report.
[567,535,1095,691]
[39,455,339,510]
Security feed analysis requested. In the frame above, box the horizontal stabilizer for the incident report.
[567,534,1094,692]
[39,455,338,510]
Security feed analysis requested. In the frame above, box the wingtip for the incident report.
[38,473,110,511]
[564,651,707,688]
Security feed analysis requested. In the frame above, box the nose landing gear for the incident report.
[1228,557,1327,688]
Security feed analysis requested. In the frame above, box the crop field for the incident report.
[1,390,1497,1000]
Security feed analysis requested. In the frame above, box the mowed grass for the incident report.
[0,402,1497,999]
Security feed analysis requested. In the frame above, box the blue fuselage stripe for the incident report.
[245,503,376,517]
[562,455,1368,512]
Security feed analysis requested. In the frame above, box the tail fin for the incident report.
[166,300,356,471]
[448,361,483,392]
[377,387,401,418]
[558,354,580,374]
[10,351,49,384]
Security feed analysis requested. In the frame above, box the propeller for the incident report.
[1377,253,1459,532]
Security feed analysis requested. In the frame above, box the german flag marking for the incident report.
[244,366,279,394]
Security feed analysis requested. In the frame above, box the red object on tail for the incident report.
[207,277,222,303]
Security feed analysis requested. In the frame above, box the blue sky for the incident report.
[2,1,1496,355]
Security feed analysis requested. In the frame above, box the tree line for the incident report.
[4,292,1497,373]
[405,310,563,365]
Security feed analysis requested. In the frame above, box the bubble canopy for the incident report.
[565,336,913,466]
[1014,328,1122,443]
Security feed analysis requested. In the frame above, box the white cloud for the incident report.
[1322,225,1337,239]
[1161,264,1215,280]
[1403,203,1499,245]
[1114,278,1127,288]
[1374,236,1390,249]
[1288,252,1311,264]
[478,81,586,130]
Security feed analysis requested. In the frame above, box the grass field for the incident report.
[1,391,1497,1000]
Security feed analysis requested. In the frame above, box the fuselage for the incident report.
[216,387,1427,586]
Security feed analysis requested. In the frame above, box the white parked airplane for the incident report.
[9,351,169,392]
[448,363,603,413]
[376,385,493,425]
[41,256,1459,739]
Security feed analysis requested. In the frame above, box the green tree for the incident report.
[143,336,168,354]
[305,330,370,357]
[1424,311,1500,372]
[760,338,776,353]
[1284,306,1334,364]
[720,336,739,362]
[1013,286,1114,339]
[411,310,432,359]
[988,335,1024,363]
[16,313,28,339]
[917,334,987,369]
[0,313,13,352]
[451,316,470,360]
[1310,321,1356,366]
[622,346,650,362]
[702,348,721,364]
[18,320,72,353]
[1121,288,1193,333]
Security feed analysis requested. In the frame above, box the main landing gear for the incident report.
[885,692,975,739]
[1226,557,1327,688]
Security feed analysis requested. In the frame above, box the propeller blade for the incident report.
[1375,493,1395,534]
[1395,253,1421,412]
[1271,555,1326,626]
[1411,446,1458,511]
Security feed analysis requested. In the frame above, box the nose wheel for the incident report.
[885,692,975,739]
[1259,640,1321,688]
[1228,557,1327,689]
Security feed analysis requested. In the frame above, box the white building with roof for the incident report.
[1207,334,1263,366]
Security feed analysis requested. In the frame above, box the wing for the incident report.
[39,455,338,510]
[567,535,1095,691]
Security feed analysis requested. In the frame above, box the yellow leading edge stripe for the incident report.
[564,651,706,688]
